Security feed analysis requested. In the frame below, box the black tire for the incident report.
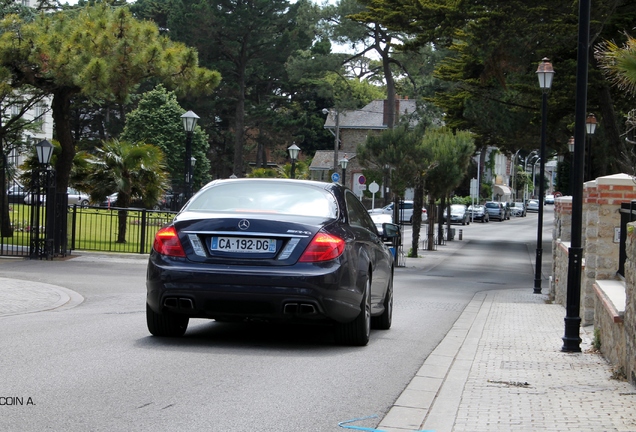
[146,303,189,337]
[334,277,371,346]
[372,273,393,330]
[80,199,89,207]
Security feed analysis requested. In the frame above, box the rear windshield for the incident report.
[187,182,338,218]
[485,202,499,208]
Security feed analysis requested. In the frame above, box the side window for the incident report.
[345,191,377,233]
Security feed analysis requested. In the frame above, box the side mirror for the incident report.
[382,223,400,239]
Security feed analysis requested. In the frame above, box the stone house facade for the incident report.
[314,98,417,195]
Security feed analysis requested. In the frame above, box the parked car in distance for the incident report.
[146,178,400,346]
[484,201,506,221]
[368,200,427,223]
[527,199,540,212]
[467,205,489,222]
[443,204,470,225]
[100,192,173,210]
[511,201,527,217]
[545,194,555,204]
[24,187,89,206]
[6,184,27,204]
[370,213,394,235]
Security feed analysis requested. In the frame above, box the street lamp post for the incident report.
[534,57,554,294]
[511,150,520,201]
[181,110,199,203]
[190,156,197,193]
[288,143,300,179]
[568,136,575,195]
[585,113,597,181]
[30,140,55,259]
[562,0,592,353]
[339,156,349,188]
[524,151,538,202]
[322,108,340,173]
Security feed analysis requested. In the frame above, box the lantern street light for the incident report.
[35,139,54,165]
[30,140,56,259]
[585,113,597,181]
[181,110,199,201]
[288,143,300,179]
[339,156,349,188]
[534,57,554,294]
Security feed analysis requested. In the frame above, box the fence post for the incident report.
[70,205,77,251]
[139,209,147,254]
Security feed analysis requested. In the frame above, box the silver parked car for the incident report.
[511,201,527,217]
[484,201,505,221]
[368,200,428,223]
[467,205,489,222]
[24,187,90,206]
[527,199,540,212]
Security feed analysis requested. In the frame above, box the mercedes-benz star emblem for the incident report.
[238,219,250,230]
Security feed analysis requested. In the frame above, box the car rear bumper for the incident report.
[146,255,362,324]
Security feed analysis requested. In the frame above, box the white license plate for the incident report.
[210,236,276,253]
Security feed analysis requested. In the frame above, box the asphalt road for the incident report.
[0,208,554,431]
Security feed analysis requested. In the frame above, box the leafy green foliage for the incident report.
[120,85,211,192]
[76,139,169,243]
[0,4,220,194]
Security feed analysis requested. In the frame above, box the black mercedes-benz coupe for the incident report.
[146,178,399,346]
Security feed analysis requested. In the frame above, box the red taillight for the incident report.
[153,226,186,257]
[299,232,345,262]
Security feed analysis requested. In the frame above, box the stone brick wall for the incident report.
[625,222,636,384]
[553,174,636,326]
[553,174,636,384]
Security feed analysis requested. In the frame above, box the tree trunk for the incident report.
[410,174,424,257]
[1,153,12,238]
[116,193,131,244]
[437,196,445,245]
[52,88,76,194]
[427,195,435,251]
[233,57,247,177]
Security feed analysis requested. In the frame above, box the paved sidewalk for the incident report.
[379,287,636,432]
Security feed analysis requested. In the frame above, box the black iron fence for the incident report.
[1,197,176,257]
[68,205,177,254]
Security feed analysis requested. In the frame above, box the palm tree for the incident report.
[79,139,168,243]
[596,35,636,96]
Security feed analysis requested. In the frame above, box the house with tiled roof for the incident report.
[312,97,417,193]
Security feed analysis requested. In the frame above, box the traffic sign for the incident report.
[331,172,340,183]
[358,175,366,185]
[369,182,379,194]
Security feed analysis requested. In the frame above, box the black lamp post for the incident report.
[322,108,340,173]
[181,110,199,202]
[562,0,592,353]
[585,113,597,181]
[30,140,55,259]
[568,136,575,195]
[288,143,300,179]
[339,156,348,188]
[534,57,554,294]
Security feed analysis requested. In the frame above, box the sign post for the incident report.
[369,181,379,210]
